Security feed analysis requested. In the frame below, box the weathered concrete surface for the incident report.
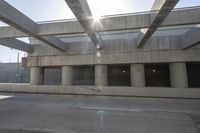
[0,38,33,53]
[130,64,145,87]
[0,84,200,98]
[95,65,108,86]
[61,66,74,85]
[24,49,200,67]
[170,62,188,88]
[30,67,43,85]
[137,0,179,48]
[29,35,182,57]
[182,28,200,49]
[0,0,66,51]
[0,93,199,133]
[0,7,199,38]
[65,0,103,48]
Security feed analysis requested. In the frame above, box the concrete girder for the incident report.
[181,28,200,49]
[0,38,33,53]
[0,0,66,51]
[24,48,200,67]
[151,0,167,10]
[137,0,180,48]
[65,0,103,49]
[0,7,199,38]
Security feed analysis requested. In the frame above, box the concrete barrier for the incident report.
[0,84,200,99]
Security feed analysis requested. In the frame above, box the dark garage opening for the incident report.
[108,65,130,86]
[145,64,170,87]
[74,65,95,85]
[187,62,200,88]
[44,67,61,85]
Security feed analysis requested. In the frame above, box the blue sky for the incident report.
[0,0,200,62]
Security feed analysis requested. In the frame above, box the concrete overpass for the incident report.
[137,0,180,48]
[0,0,66,51]
[0,0,200,98]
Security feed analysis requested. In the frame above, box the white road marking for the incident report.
[80,106,141,112]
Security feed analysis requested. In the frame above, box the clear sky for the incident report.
[0,0,200,63]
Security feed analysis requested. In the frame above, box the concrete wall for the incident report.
[23,8,200,67]
[20,9,200,92]
[29,35,182,57]
[25,33,200,67]
[24,49,200,67]
[0,84,200,99]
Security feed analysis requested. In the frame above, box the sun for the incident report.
[93,15,101,23]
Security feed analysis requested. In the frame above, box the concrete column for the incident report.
[30,67,44,85]
[130,64,145,87]
[95,65,108,86]
[170,62,188,88]
[62,66,74,85]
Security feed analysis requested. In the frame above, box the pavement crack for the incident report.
[186,113,200,133]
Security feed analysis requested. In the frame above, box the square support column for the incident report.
[95,65,108,86]
[30,67,44,85]
[170,62,188,88]
[62,66,74,85]
[131,64,145,87]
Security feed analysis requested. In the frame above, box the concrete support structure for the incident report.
[1,0,200,92]
[0,0,66,51]
[30,67,44,85]
[0,7,200,39]
[95,65,108,86]
[0,38,33,53]
[62,66,74,85]
[65,0,103,48]
[182,28,200,49]
[170,62,188,88]
[130,64,145,87]
[137,0,179,48]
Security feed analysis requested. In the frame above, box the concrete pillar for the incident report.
[95,65,108,86]
[30,67,44,85]
[130,64,145,87]
[170,62,188,88]
[62,66,74,85]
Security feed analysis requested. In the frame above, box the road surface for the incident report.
[0,93,199,133]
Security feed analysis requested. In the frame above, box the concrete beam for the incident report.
[0,7,199,38]
[151,0,167,10]
[137,0,179,48]
[0,0,66,51]
[65,0,103,48]
[24,49,200,67]
[0,38,33,53]
[181,28,200,49]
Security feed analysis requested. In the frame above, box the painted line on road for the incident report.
[79,106,141,112]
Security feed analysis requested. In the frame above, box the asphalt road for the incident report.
[0,93,200,133]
